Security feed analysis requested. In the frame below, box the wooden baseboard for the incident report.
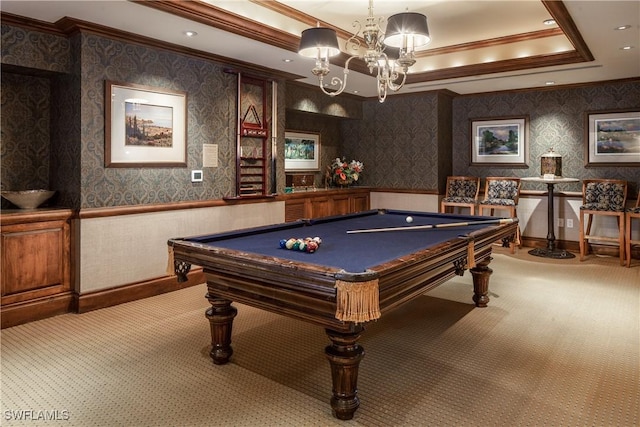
[1,292,75,329]
[1,270,205,328]
[76,269,204,314]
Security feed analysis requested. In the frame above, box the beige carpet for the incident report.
[2,248,639,426]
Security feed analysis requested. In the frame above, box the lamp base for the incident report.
[528,248,575,259]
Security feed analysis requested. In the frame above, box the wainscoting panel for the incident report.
[79,202,284,294]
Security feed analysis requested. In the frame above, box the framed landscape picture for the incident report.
[585,110,640,166]
[105,81,187,167]
[284,131,321,171]
[470,116,529,167]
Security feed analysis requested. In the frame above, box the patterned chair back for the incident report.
[444,176,479,203]
[581,179,627,212]
[483,177,521,206]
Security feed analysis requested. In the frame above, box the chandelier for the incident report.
[298,0,430,103]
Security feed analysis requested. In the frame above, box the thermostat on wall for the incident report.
[191,170,203,182]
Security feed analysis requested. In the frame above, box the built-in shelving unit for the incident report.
[228,71,272,198]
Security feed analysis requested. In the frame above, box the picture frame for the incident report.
[105,81,187,167]
[585,109,640,167]
[470,116,529,167]
[284,131,321,171]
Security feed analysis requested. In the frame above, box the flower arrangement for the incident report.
[328,157,364,186]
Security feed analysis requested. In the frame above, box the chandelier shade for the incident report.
[384,12,431,48]
[298,27,341,59]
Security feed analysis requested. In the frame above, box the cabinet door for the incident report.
[285,199,307,222]
[331,194,351,215]
[1,220,69,302]
[351,193,370,213]
[310,197,331,218]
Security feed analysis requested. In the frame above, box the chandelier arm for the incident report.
[377,79,387,103]
[385,72,407,92]
[317,55,360,97]
[376,66,388,103]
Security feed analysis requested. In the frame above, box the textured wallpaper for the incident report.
[340,92,446,190]
[0,72,51,208]
[453,80,640,196]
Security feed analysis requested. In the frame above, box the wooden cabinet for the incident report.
[283,188,370,221]
[1,209,74,328]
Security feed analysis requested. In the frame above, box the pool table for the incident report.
[168,209,518,420]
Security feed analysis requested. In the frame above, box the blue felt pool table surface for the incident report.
[183,209,503,273]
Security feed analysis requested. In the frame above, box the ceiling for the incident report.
[1,0,639,98]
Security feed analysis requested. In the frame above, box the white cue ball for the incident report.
[406,216,413,223]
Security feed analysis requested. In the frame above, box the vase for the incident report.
[335,178,350,188]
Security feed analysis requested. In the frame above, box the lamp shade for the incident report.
[384,12,430,48]
[298,27,341,58]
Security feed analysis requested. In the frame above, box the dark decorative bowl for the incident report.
[1,190,56,209]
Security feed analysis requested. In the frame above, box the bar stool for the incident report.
[478,177,521,253]
[579,179,627,265]
[440,176,480,215]
[625,192,640,268]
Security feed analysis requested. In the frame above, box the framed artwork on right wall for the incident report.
[585,109,640,166]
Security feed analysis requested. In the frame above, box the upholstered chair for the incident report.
[440,176,480,215]
[579,179,627,265]
[478,177,521,253]
[625,192,640,268]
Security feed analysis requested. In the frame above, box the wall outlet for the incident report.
[557,218,564,227]
[566,219,573,228]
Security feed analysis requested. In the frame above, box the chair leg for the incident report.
[626,215,631,268]
[579,212,587,261]
[618,214,625,266]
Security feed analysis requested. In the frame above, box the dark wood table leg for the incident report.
[205,293,237,365]
[470,257,493,307]
[324,327,365,420]
[528,182,575,259]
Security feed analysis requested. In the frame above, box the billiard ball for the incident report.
[306,241,318,253]
[406,216,413,223]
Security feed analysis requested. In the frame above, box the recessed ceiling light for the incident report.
[620,46,634,50]
[615,25,631,31]
[545,81,555,85]
[282,59,293,63]
[183,30,198,37]
[543,19,556,26]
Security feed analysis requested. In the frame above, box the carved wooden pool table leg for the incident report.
[324,327,365,420]
[470,257,493,307]
[205,294,237,364]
